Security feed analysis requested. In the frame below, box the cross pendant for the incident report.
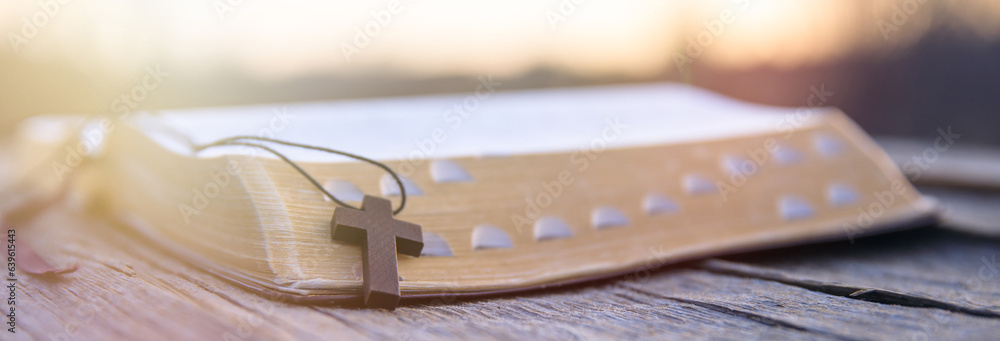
[331,195,423,309]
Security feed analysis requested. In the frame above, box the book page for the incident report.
[143,83,818,161]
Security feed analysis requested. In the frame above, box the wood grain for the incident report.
[11,201,1000,340]
[706,228,1000,316]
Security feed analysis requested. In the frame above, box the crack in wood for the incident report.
[615,283,859,341]
[696,259,1000,319]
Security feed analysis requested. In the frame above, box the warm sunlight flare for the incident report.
[2,0,999,79]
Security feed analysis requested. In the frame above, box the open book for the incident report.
[14,83,937,302]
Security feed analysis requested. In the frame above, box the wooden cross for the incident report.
[331,195,423,309]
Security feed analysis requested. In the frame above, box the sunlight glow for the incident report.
[1,0,998,80]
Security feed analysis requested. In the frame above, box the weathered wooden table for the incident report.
[6,140,1000,340]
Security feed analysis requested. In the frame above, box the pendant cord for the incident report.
[192,136,407,215]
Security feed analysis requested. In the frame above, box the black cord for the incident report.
[192,136,407,215]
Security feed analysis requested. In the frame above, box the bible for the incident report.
[11,83,937,303]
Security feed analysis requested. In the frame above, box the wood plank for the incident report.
[707,227,1000,316]
[12,204,814,340]
[10,203,999,340]
[623,269,1000,340]
[12,204,827,340]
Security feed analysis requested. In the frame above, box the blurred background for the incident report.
[1,0,998,144]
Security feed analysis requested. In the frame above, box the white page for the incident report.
[28,83,817,163]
